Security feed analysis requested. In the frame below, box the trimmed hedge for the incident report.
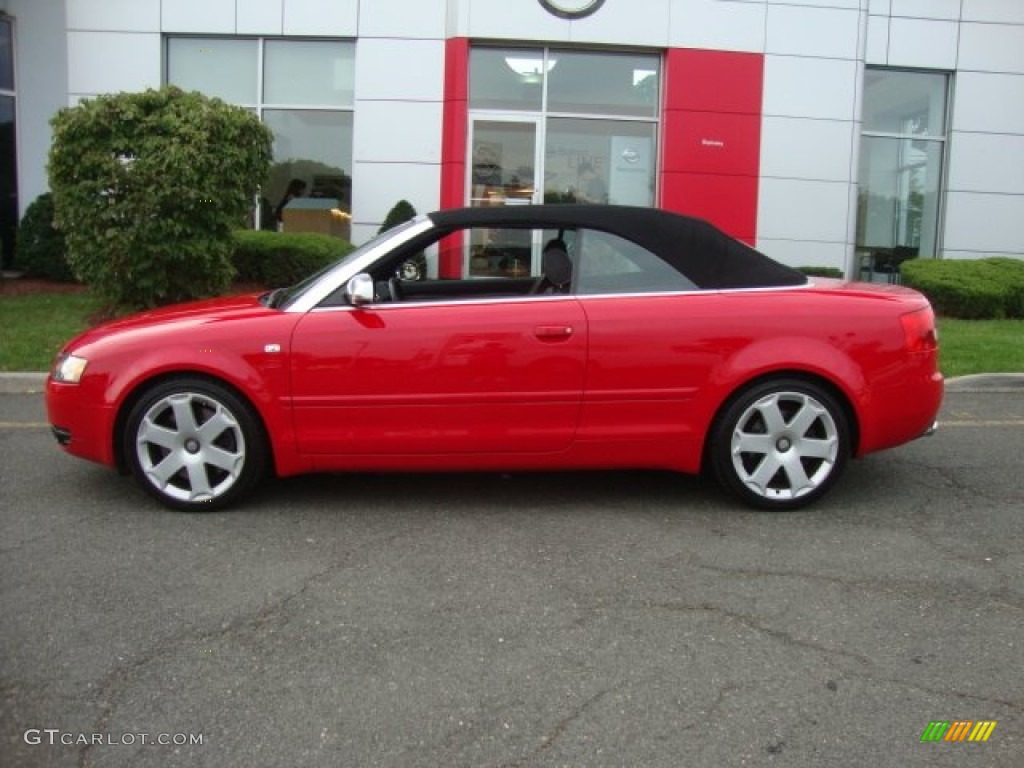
[796,266,844,279]
[231,230,355,287]
[901,257,1024,319]
[13,193,75,282]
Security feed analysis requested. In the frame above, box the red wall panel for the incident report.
[439,37,470,277]
[660,48,764,245]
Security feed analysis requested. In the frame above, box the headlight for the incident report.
[52,353,89,384]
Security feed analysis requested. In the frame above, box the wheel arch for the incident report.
[112,370,275,475]
[700,369,861,475]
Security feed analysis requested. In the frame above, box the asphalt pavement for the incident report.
[1,377,1022,767]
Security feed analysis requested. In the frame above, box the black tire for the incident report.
[710,378,850,511]
[123,377,268,511]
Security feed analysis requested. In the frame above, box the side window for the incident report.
[577,229,697,294]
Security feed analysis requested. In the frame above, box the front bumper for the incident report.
[45,377,118,468]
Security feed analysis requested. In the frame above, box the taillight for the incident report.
[900,306,938,353]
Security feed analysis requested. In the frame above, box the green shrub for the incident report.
[231,230,355,287]
[378,199,417,234]
[48,86,273,311]
[13,193,75,282]
[796,266,844,279]
[901,257,1024,319]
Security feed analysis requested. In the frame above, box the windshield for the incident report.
[272,217,425,309]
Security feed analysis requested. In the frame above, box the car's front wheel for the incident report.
[124,377,267,511]
[710,378,850,510]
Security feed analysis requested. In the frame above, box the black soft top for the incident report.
[428,205,807,290]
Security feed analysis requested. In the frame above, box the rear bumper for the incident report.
[858,368,943,456]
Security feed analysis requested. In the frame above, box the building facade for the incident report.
[2,0,1023,277]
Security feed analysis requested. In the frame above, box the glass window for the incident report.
[863,70,947,136]
[469,48,545,112]
[0,18,13,91]
[166,38,257,104]
[167,37,356,230]
[263,109,353,216]
[545,118,656,207]
[263,40,355,107]
[547,51,659,118]
[857,69,949,271]
[577,229,696,294]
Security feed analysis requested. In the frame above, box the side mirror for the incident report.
[345,273,375,307]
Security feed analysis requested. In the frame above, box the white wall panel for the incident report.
[283,0,358,36]
[865,14,889,64]
[756,239,849,270]
[237,0,284,35]
[766,5,860,59]
[890,0,960,20]
[355,39,444,102]
[359,0,446,39]
[353,101,443,164]
[943,192,1024,254]
[766,0,861,9]
[952,73,1024,134]
[351,161,441,230]
[887,18,958,69]
[669,0,766,53]
[67,31,161,95]
[761,117,854,182]
[962,0,1024,24]
[12,0,68,213]
[569,0,671,47]
[763,56,858,120]
[947,133,1024,196]
[467,0,571,43]
[868,0,890,13]
[67,0,159,32]
[958,23,1024,75]
[757,178,851,242]
[161,0,235,33]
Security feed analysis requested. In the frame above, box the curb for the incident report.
[0,372,47,394]
[2,371,1023,395]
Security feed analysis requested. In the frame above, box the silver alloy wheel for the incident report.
[134,391,246,503]
[729,391,839,501]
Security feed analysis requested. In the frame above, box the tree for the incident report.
[48,86,273,310]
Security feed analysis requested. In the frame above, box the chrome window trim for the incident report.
[304,281,814,313]
[283,217,435,313]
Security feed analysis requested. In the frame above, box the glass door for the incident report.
[466,117,542,277]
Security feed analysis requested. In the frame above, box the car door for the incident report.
[289,296,587,456]
[573,228,719,464]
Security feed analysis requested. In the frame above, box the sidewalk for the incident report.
[2,371,1022,395]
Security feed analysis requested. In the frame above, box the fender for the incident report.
[99,344,307,477]
[696,335,869,452]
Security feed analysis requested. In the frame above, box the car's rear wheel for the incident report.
[124,378,267,511]
[711,378,850,510]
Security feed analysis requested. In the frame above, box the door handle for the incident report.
[533,325,574,340]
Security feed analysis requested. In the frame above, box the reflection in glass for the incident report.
[0,18,13,91]
[857,136,943,261]
[263,41,355,107]
[263,110,353,235]
[166,38,257,104]
[469,121,537,207]
[469,48,544,111]
[863,70,947,136]
[545,119,655,207]
[0,95,16,269]
[547,50,660,118]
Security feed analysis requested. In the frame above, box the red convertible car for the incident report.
[46,205,942,512]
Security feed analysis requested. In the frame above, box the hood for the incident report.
[62,292,275,353]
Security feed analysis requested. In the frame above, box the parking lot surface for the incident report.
[1,388,1021,767]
